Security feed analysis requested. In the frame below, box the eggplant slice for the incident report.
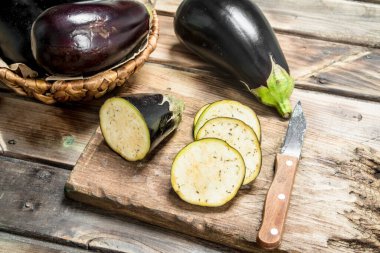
[193,103,209,127]
[171,138,245,207]
[194,100,261,141]
[100,94,184,161]
[196,117,262,185]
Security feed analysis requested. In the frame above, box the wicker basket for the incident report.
[0,10,159,104]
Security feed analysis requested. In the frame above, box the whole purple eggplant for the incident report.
[174,0,294,118]
[31,0,151,76]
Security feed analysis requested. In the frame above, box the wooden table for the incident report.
[1,0,379,252]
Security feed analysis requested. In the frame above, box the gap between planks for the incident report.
[0,231,95,253]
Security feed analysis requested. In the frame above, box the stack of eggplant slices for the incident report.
[171,100,262,207]
[100,96,262,208]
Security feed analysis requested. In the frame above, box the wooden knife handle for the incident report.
[257,154,299,250]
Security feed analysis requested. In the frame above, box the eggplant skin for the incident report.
[123,94,184,151]
[0,0,83,70]
[174,0,289,88]
[31,0,150,76]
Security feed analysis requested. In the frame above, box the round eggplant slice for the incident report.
[196,118,262,185]
[100,98,150,161]
[194,100,261,141]
[171,138,245,207]
[193,103,209,127]
[100,94,184,161]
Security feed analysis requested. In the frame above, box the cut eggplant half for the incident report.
[171,138,245,207]
[193,103,209,126]
[100,94,184,161]
[196,118,262,185]
[194,100,261,141]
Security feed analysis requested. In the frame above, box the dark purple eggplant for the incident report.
[31,0,151,76]
[99,94,184,161]
[0,0,82,71]
[174,0,294,118]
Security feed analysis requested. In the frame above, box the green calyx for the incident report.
[251,56,294,118]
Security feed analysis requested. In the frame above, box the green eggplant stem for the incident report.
[275,99,292,119]
[251,57,294,118]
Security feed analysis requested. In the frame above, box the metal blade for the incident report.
[280,101,307,158]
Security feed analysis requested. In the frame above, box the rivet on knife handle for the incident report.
[257,154,299,249]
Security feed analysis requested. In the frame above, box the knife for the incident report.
[257,101,307,249]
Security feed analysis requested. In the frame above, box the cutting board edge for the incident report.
[64,180,276,253]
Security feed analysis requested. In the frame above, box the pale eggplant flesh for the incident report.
[122,93,184,151]
[174,0,294,118]
[100,94,184,161]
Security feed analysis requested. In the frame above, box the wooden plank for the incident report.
[155,0,380,48]
[297,50,380,102]
[150,15,380,101]
[0,232,93,253]
[66,62,380,253]
[0,156,234,253]
[0,95,99,168]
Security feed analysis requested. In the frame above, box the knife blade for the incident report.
[257,101,307,250]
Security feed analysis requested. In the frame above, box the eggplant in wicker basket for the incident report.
[0,0,159,104]
[31,0,151,76]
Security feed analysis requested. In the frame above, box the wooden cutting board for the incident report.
[65,100,268,252]
[65,63,380,252]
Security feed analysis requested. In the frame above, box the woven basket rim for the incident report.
[0,10,159,104]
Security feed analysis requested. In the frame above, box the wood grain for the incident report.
[0,232,93,253]
[155,0,380,47]
[0,95,99,168]
[0,156,234,253]
[66,62,380,252]
[297,50,380,102]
